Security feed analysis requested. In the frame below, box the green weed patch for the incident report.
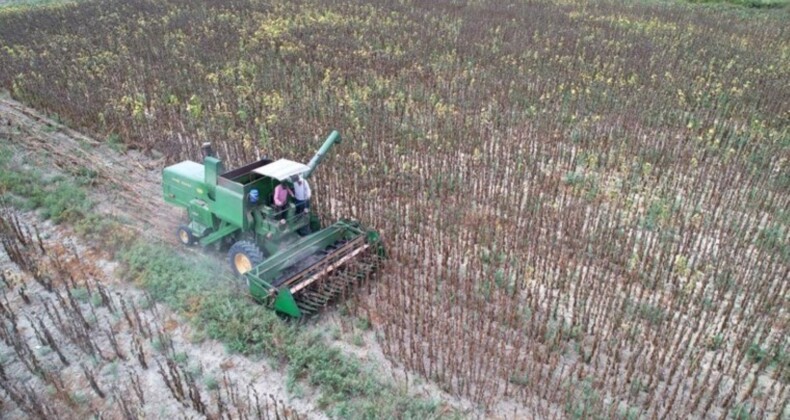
[687,0,789,9]
[0,146,92,224]
[118,241,442,418]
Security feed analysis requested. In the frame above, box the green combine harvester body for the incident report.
[162,131,382,317]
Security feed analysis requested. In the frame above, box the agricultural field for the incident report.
[1,0,788,418]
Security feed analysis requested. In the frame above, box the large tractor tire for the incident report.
[228,240,265,277]
[177,225,195,246]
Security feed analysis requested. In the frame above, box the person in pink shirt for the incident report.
[273,182,293,218]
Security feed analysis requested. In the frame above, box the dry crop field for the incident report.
[1,0,788,418]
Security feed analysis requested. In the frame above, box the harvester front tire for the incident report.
[228,240,264,277]
[177,225,195,246]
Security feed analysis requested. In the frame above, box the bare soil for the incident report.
[0,96,182,242]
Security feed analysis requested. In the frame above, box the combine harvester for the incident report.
[162,131,382,317]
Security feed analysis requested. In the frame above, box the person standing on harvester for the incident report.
[293,175,311,214]
[273,182,292,217]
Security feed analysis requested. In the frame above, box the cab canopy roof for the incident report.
[252,159,309,181]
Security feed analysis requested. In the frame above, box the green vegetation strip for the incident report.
[0,145,444,419]
[0,0,83,10]
[687,0,789,9]
[119,244,442,418]
[0,146,91,224]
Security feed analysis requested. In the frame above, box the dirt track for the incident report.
[0,97,181,243]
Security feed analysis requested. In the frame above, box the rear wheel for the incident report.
[227,240,265,277]
[177,225,195,246]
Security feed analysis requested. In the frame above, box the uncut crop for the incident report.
[1,0,788,418]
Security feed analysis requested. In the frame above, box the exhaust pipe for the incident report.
[201,142,214,158]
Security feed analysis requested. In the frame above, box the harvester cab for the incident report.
[162,131,382,317]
